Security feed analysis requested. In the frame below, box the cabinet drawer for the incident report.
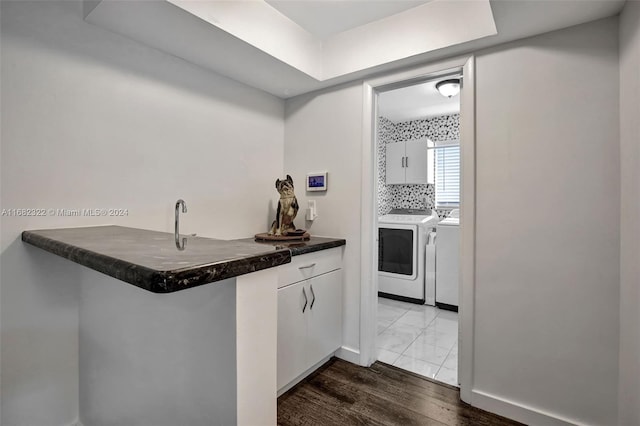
[278,247,342,288]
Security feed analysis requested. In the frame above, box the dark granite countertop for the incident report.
[22,226,292,293]
[234,236,346,256]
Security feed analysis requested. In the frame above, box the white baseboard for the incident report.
[335,345,361,365]
[471,389,584,426]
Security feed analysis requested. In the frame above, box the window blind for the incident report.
[435,144,460,207]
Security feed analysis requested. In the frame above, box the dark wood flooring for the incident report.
[278,358,524,426]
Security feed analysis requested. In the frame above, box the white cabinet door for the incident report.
[306,270,343,366]
[385,142,405,184]
[277,282,308,389]
[405,140,430,184]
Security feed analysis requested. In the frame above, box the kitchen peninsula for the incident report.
[22,225,345,426]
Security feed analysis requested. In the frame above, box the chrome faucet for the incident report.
[175,199,187,250]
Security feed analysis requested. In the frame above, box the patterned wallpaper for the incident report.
[378,114,460,218]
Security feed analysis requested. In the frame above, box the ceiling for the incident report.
[378,79,460,123]
[84,0,626,99]
[265,0,431,39]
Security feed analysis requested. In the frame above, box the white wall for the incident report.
[473,17,619,425]
[284,17,621,425]
[284,82,363,357]
[618,1,640,424]
[0,1,284,425]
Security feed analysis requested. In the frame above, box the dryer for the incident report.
[435,210,459,310]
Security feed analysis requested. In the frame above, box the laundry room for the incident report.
[376,77,461,386]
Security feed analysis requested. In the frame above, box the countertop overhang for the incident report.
[21,226,345,293]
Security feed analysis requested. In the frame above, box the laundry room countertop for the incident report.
[22,226,346,294]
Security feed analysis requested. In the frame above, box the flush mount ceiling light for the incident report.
[436,79,461,98]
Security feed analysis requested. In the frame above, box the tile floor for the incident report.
[376,297,458,386]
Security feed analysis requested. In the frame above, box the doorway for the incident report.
[359,56,476,402]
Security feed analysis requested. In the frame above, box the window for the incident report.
[434,144,460,207]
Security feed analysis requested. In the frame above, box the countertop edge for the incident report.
[21,230,293,293]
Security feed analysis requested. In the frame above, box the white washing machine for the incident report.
[436,210,459,310]
[378,209,439,304]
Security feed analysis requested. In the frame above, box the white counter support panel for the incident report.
[79,267,280,426]
[236,268,278,426]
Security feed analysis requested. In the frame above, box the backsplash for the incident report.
[377,114,460,218]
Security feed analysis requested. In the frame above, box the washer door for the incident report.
[378,224,418,281]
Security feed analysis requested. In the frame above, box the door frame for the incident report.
[359,55,476,403]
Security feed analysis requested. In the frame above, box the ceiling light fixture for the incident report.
[436,79,460,98]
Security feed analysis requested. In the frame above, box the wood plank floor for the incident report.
[278,358,525,426]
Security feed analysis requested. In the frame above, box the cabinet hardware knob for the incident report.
[298,263,316,270]
[302,287,308,313]
[310,284,316,309]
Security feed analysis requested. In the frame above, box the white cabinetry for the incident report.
[277,281,308,389]
[385,140,433,185]
[385,142,406,184]
[277,248,343,392]
[305,270,342,366]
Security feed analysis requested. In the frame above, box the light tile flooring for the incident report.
[376,297,458,386]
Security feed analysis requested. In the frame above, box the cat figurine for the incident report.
[269,174,299,236]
